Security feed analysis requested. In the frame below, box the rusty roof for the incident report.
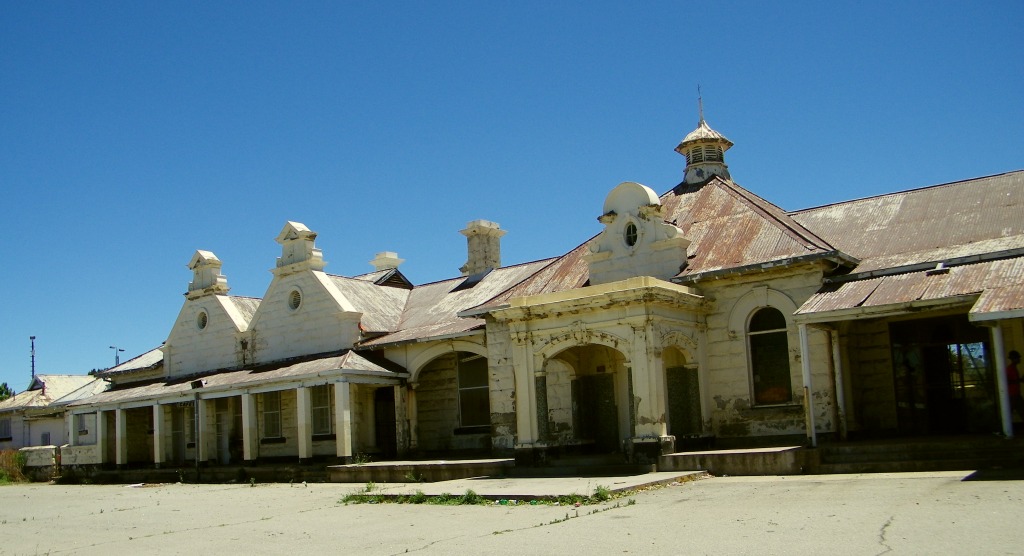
[69,350,405,408]
[791,171,1024,264]
[796,256,1024,320]
[96,346,164,377]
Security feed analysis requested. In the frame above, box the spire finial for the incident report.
[697,84,704,124]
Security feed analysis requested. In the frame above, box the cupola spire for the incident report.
[676,89,733,185]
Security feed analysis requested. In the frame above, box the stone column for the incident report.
[115,408,128,467]
[334,382,353,461]
[241,393,258,462]
[406,385,418,451]
[153,405,165,468]
[798,324,817,447]
[296,386,313,462]
[535,370,548,441]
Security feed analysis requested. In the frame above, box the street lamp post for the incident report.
[109,345,125,367]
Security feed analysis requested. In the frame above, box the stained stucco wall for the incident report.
[699,266,835,440]
[165,296,245,379]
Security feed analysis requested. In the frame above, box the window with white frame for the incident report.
[311,385,333,436]
[457,354,490,428]
[262,391,282,438]
[748,307,794,405]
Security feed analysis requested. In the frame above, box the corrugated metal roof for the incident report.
[227,296,261,322]
[328,274,410,333]
[357,260,551,347]
[70,351,405,407]
[96,347,164,377]
[791,171,1024,263]
[796,257,1024,318]
[0,375,99,412]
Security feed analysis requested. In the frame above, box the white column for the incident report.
[830,329,848,440]
[153,405,165,467]
[115,408,128,466]
[296,386,312,460]
[334,382,352,459]
[798,324,817,447]
[394,385,409,455]
[990,324,1014,438]
[195,398,208,463]
[96,410,108,464]
[241,393,258,461]
[68,413,79,447]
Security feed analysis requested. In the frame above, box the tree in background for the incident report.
[0,383,14,402]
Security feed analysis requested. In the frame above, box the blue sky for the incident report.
[1,2,1021,390]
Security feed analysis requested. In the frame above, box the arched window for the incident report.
[748,307,793,405]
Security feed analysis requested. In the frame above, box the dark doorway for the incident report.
[890,315,998,435]
[573,373,619,452]
[374,387,398,458]
[667,366,702,438]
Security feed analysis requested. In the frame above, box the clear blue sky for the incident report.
[1,2,1021,391]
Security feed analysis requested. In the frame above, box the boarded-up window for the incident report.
[748,308,793,405]
[458,355,490,427]
[262,391,282,438]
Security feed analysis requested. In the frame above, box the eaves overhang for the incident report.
[793,295,978,325]
[674,250,858,286]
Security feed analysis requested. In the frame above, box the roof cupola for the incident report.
[186,250,229,299]
[675,96,733,184]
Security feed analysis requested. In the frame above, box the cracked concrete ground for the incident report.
[3,470,1023,555]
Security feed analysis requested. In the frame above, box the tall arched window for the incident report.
[748,307,793,405]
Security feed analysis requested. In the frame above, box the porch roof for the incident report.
[68,350,407,409]
[794,256,1024,324]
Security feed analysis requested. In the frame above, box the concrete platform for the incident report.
[339,470,707,501]
[328,458,515,483]
[659,445,808,476]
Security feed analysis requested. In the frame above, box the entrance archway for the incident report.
[545,344,629,454]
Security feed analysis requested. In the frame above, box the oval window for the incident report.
[624,222,638,246]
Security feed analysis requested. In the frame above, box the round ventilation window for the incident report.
[197,311,208,330]
[624,222,638,247]
[289,289,302,310]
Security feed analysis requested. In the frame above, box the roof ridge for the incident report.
[790,169,1024,215]
[712,178,836,251]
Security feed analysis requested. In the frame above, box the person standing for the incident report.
[1007,351,1024,423]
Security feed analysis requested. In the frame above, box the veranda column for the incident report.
[511,332,538,448]
[296,386,313,462]
[334,382,353,462]
[115,408,128,467]
[798,324,817,447]
[406,386,418,451]
[830,329,849,440]
[989,323,1014,438]
[195,398,209,463]
[394,385,409,455]
[96,410,108,464]
[241,393,258,462]
[68,412,79,447]
[153,404,166,468]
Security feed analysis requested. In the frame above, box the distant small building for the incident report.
[0,375,106,451]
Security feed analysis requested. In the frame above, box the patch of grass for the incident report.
[593,484,612,502]
[0,450,27,484]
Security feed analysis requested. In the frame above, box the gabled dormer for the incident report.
[187,250,230,299]
[585,182,691,285]
[274,221,325,275]
[164,251,257,378]
[246,221,363,363]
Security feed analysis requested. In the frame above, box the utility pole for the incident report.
[30,336,36,381]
